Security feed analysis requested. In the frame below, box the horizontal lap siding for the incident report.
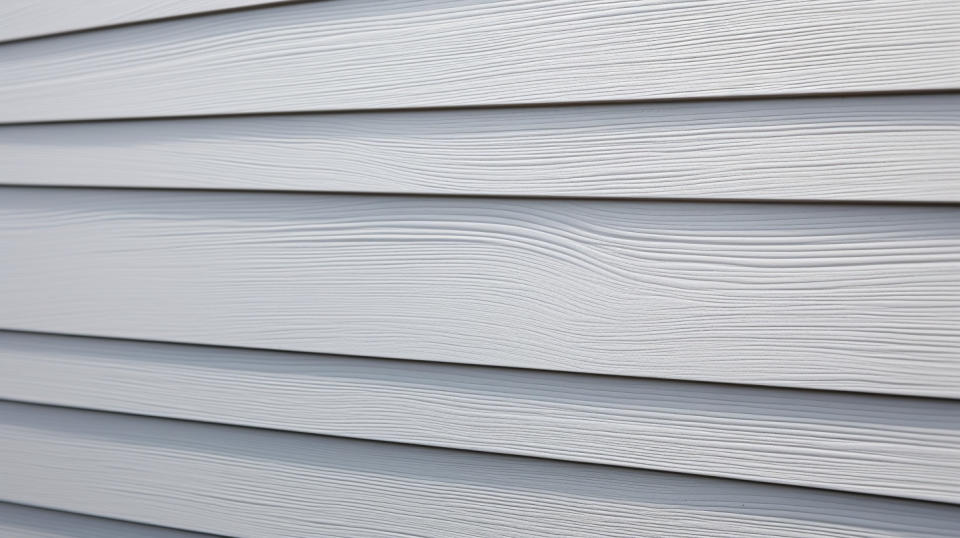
[1,95,959,202]
[1,187,958,397]
[0,1,290,43]
[2,0,958,532]
[0,0,957,122]
[0,502,212,538]
[1,401,958,537]
[1,331,958,502]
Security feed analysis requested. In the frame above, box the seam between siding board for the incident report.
[7,184,960,208]
[3,184,960,208]
[0,88,957,127]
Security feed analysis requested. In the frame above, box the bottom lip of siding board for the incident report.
[0,500,221,537]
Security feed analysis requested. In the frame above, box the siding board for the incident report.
[1,401,958,537]
[1,188,958,397]
[0,1,290,43]
[2,95,959,202]
[0,502,212,538]
[1,330,958,502]
[0,0,958,123]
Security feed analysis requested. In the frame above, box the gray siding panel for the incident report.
[0,0,958,122]
[2,0,958,531]
[1,401,958,538]
[1,187,958,397]
[1,331,958,502]
[0,502,212,538]
[2,95,958,202]
[0,1,290,43]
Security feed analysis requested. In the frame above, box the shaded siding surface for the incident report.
[0,501,214,538]
[0,0,958,535]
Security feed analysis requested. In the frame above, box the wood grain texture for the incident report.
[1,187,959,397]
[1,0,958,123]
[1,401,958,537]
[2,331,958,502]
[3,95,959,202]
[0,1,291,43]
[0,502,211,538]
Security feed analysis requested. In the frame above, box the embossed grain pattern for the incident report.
[1,0,959,122]
[3,95,959,202]
[0,1,290,43]
[1,188,958,396]
[2,401,959,537]
[1,331,957,502]
[0,502,211,538]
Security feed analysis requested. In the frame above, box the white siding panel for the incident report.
[1,331,958,502]
[2,95,958,202]
[0,0,958,122]
[0,1,290,43]
[0,502,211,538]
[1,402,958,537]
[1,188,958,397]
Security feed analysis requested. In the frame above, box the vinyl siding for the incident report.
[2,187,959,397]
[1,1,958,536]
[0,1,291,43]
[1,95,959,203]
[1,0,959,123]
[1,330,958,503]
[1,401,959,537]
[0,502,213,538]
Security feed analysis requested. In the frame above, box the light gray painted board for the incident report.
[1,402,958,537]
[1,0,959,123]
[0,1,291,43]
[0,502,212,538]
[2,331,958,502]
[3,95,960,202]
[1,188,959,397]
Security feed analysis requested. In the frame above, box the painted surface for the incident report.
[2,188,958,396]
[0,1,290,42]
[0,0,958,535]
[1,401,959,537]
[1,95,958,202]
[0,502,211,538]
[0,0,959,122]
[1,331,958,502]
